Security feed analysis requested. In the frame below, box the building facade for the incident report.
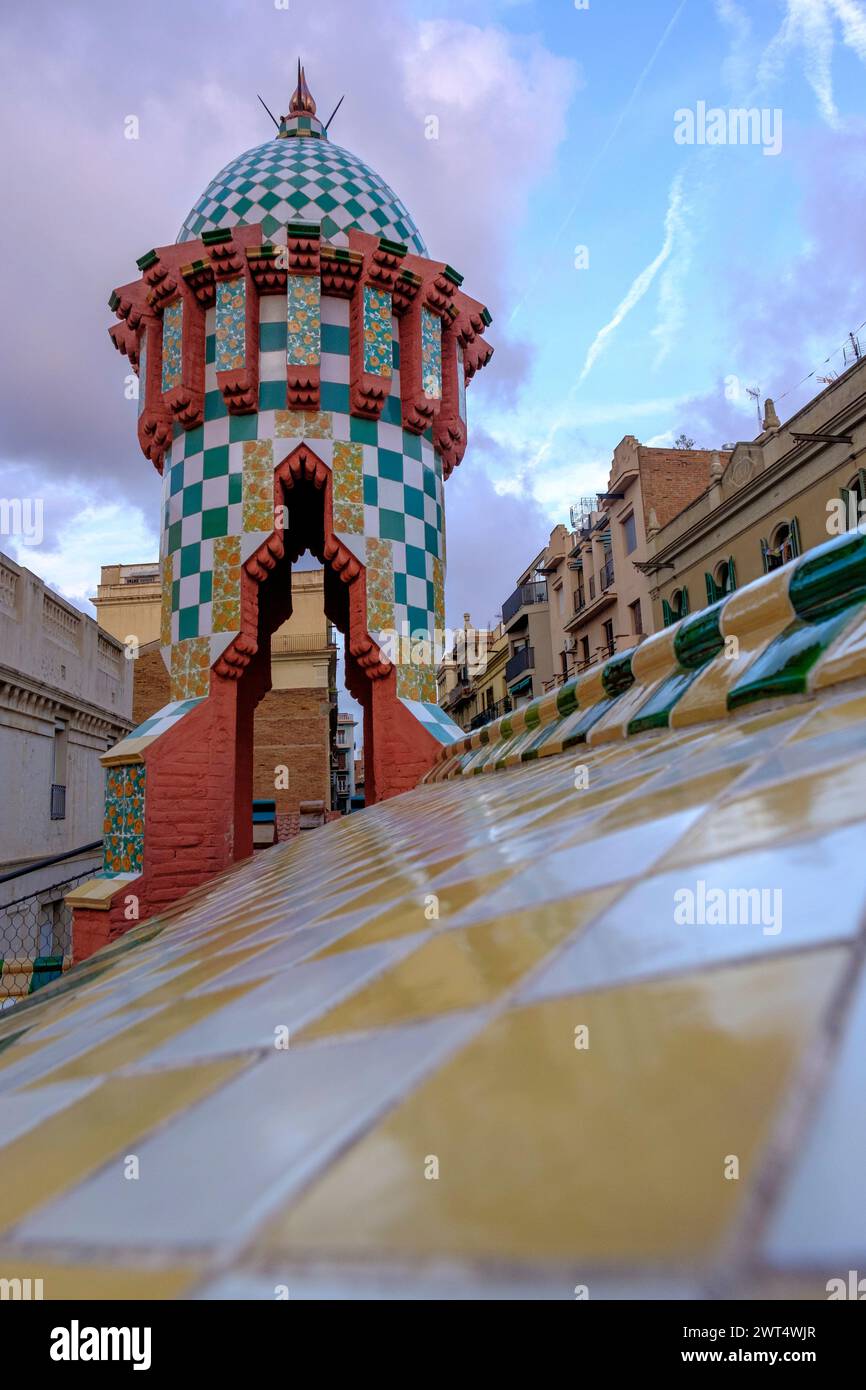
[642,361,866,625]
[332,711,357,813]
[0,551,132,1000]
[437,621,511,731]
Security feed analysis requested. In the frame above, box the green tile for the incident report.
[170,461,185,496]
[228,473,242,506]
[259,381,285,412]
[728,609,859,711]
[184,425,204,457]
[321,324,350,356]
[203,445,230,478]
[260,322,286,353]
[199,570,213,604]
[378,449,404,482]
[424,522,439,557]
[407,605,429,637]
[403,432,423,462]
[422,465,437,499]
[320,382,350,413]
[180,542,200,578]
[363,474,378,506]
[380,395,402,426]
[178,606,199,641]
[167,521,182,555]
[404,485,425,520]
[201,506,229,540]
[350,417,378,446]
[182,482,202,518]
[379,509,405,542]
[406,544,426,579]
[229,414,258,443]
[394,572,407,605]
[205,389,227,421]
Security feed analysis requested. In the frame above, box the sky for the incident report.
[2,0,866,646]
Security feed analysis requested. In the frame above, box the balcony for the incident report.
[600,556,615,590]
[501,580,547,629]
[468,696,512,731]
[505,645,534,684]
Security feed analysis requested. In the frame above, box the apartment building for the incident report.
[437,622,510,732]
[642,357,866,625]
[332,712,357,814]
[500,554,555,706]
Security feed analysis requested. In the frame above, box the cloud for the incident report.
[0,0,576,529]
[5,498,157,614]
[756,0,866,128]
[578,173,688,385]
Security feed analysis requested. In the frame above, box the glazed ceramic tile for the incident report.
[763,957,866,1266]
[0,1061,246,1234]
[19,1015,482,1250]
[298,899,613,1041]
[264,951,843,1263]
[521,822,866,1002]
[0,1254,200,1300]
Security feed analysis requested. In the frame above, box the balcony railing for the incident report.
[573,589,586,614]
[601,556,616,590]
[468,696,513,730]
[505,645,534,684]
[50,784,66,821]
[501,581,547,626]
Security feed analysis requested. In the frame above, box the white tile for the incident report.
[18,1014,483,1249]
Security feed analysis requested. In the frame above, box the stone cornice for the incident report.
[0,664,133,736]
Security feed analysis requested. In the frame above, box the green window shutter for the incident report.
[790,516,802,557]
[662,598,673,627]
[840,485,854,530]
[681,586,690,616]
[727,556,737,592]
[760,538,770,573]
[705,572,717,605]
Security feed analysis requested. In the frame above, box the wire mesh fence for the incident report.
[0,867,95,1010]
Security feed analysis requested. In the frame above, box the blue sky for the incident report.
[1,0,865,640]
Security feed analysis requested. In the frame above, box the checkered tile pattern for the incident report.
[160,293,445,702]
[177,134,427,254]
[399,699,464,745]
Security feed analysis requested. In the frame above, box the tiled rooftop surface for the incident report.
[2,533,866,1298]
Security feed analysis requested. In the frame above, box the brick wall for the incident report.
[253,686,332,813]
[132,642,170,727]
[638,448,722,530]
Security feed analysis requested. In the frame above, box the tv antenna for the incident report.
[324,94,345,132]
[844,332,862,367]
[746,386,762,429]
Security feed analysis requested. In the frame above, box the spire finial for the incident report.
[289,60,317,116]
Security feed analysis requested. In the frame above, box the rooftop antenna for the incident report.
[257,93,280,129]
[746,385,762,430]
[844,332,862,366]
[324,94,345,132]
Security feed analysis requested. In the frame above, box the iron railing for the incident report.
[502,581,547,625]
[468,696,513,730]
[505,645,534,683]
[50,783,66,820]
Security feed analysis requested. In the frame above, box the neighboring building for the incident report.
[94,563,338,818]
[332,712,357,813]
[501,553,555,706]
[0,551,132,999]
[92,563,161,646]
[642,360,866,626]
[437,620,511,732]
[562,439,726,675]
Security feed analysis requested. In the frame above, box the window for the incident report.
[705,558,737,604]
[840,470,866,529]
[622,512,637,555]
[556,583,564,616]
[561,649,569,679]
[662,587,690,626]
[51,721,67,820]
[761,519,801,572]
[602,619,615,656]
[580,636,590,665]
[629,598,643,635]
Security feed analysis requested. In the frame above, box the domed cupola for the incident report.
[177,65,427,254]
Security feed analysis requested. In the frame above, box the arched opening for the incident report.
[217,442,406,860]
